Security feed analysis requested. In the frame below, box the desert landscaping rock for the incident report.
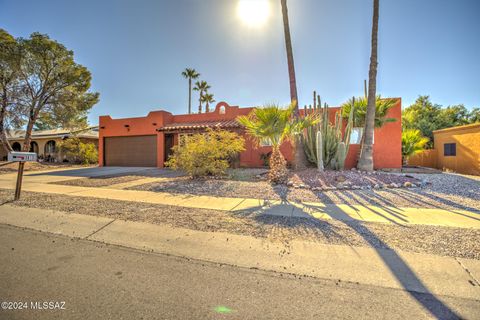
[0,161,94,175]
[130,171,479,212]
[53,175,145,187]
[1,188,479,260]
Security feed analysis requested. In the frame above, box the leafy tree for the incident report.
[402,96,442,146]
[341,96,396,128]
[0,29,22,153]
[17,32,99,151]
[402,96,478,147]
[181,68,200,114]
[469,108,480,123]
[358,0,380,172]
[237,103,318,184]
[201,93,215,113]
[438,104,471,127]
[166,129,245,178]
[402,129,429,165]
[58,137,98,164]
[193,80,210,114]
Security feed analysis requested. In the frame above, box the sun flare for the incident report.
[237,0,271,28]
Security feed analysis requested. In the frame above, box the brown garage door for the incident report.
[104,135,157,167]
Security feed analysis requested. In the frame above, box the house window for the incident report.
[12,142,21,151]
[444,143,456,156]
[349,127,373,144]
[45,140,56,154]
[219,106,226,114]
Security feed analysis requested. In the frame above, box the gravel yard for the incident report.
[53,175,145,187]
[1,188,479,260]
[130,172,480,212]
[51,168,185,187]
[0,161,94,175]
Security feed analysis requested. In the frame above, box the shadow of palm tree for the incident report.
[233,197,461,318]
[301,199,461,319]
[233,200,347,245]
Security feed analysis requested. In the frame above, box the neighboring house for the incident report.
[98,100,402,169]
[0,127,99,162]
[409,123,480,175]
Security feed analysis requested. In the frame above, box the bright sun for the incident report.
[237,0,271,28]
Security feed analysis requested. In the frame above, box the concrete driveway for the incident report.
[26,166,153,178]
[0,166,175,186]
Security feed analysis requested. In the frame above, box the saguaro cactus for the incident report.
[302,92,355,170]
[316,130,324,171]
[336,142,347,170]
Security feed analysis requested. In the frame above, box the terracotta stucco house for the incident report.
[0,127,99,162]
[99,100,402,169]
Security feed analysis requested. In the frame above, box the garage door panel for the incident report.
[104,135,157,167]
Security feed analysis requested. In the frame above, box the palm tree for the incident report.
[280,0,307,170]
[237,102,317,183]
[341,96,396,128]
[193,80,210,114]
[357,0,379,171]
[181,68,200,114]
[402,129,429,165]
[201,93,215,112]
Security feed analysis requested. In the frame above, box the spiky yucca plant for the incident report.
[237,103,318,183]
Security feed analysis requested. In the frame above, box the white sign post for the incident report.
[8,152,38,200]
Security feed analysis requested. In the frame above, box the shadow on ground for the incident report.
[233,199,461,319]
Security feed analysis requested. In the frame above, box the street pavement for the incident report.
[1,224,479,320]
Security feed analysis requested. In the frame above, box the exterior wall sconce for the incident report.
[152,123,157,126]
[100,126,105,129]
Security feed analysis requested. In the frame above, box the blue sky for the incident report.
[1,0,479,125]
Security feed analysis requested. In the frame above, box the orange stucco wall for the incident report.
[99,100,402,169]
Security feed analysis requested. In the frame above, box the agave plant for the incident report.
[237,102,318,183]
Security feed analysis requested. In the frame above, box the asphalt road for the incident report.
[0,224,478,320]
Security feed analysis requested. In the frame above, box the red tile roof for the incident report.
[157,119,242,131]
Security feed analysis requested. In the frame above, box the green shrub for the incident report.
[402,129,429,165]
[58,137,98,164]
[166,128,245,178]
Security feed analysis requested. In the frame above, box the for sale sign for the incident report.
[8,152,37,162]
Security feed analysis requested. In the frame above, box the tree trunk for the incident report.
[0,93,13,154]
[188,78,192,114]
[206,102,209,113]
[22,108,39,152]
[198,90,202,114]
[280,0,307,170]
[357,0,379,172]
[269,145,289,184]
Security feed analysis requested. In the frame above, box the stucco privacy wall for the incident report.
[99,100,402,169]
[409,123,480,175]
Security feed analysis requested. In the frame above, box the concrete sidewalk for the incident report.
[1,168,479,228]
[1,183,479,229]
[0,204,479,301]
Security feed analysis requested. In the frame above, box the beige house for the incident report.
[0,127,98,162]
[409,123,480,175]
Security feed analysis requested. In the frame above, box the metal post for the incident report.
[14,161,25,200]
